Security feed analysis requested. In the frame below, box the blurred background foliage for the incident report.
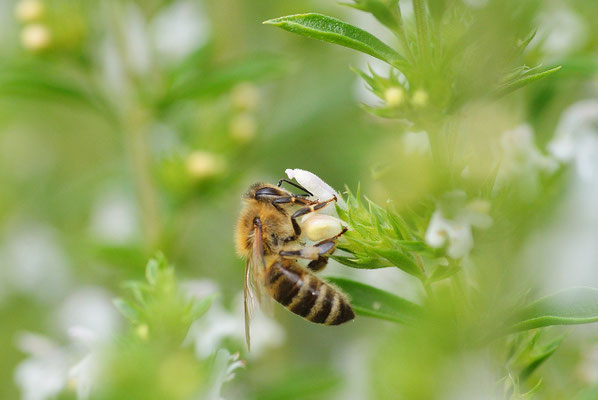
[0,0,597,399]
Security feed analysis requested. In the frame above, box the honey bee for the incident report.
[235,179,355,349]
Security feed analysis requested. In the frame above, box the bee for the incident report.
[235,178,355,349]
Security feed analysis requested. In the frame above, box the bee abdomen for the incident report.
[267,260,354,325]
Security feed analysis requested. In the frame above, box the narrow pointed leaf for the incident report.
[511,287,598,331]
[264,13,405,67]
[496,66,562,97]
[327,277,421,323]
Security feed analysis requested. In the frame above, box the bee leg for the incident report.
[288,196,337,236]
[280,227,347,272]
[271,195,315,214]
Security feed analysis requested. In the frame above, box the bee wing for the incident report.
[244,222,273,351]
[244,257,258,351]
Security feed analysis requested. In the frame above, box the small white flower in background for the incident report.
[0,223,70,302]
[425,192,492,259]
[89,190,139,245]
[495,124,558,195]
[15,287,119,400]
[549,99,598,181]
[150,0,209,63]
[14,333,71,400]
[534,6,587,59]
[185,291,285,360]
[55,287,121,342]
[203,349,245,400]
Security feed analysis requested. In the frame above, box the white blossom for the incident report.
[549,99,598,181]
[14,333,71,400]
[425,194,492,259]
[89,190,139,245]
[285,168,347,210]
[185,291,284,360]
[0,223,70,302]
[150,0,209,63]
[203,349,245,400]
[14,288,118,400]
[495,124,557,196]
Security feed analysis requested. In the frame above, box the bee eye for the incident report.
[255,187,282,197]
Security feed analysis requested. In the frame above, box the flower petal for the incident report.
[285,168,347,209]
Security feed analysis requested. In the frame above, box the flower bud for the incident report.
[229,113,257,142]
[15,0,44,23]
[301,214,344,241]
[21,23,51,51]
[231,83,260,111]
[411,89,429,107]
[186,151,226,180]
[384,87,404,107]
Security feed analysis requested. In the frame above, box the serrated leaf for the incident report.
[327,277,421,323]
[264,13,405,67]
[372,247,423,277]
[331,254,394,269]
[520,334,564,381]
[496,66,562,97]
[511,287,598,331]
[145,258,159,285]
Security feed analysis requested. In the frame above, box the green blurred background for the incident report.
[1,0,598,399]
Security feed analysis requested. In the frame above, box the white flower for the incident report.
[14,333,70,400]
[425,193,492,259]
[495,124,558,195]
[89,190,139,245]
[549,100,598,181]
[0,223,70,302]
[534,6,587,59]
[203,349,245,400]
[150,0,209,63]
[14,288,118,400]
[285,168,347,210]
[185,292,284,360]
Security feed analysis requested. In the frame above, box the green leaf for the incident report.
[113,298,140,322]
[372,247,423,278]
[331,254,394,269]
[327,277,421,323]
[145,258,159,285]
[496,66,562,97]
[264,13,405,67]
[511,287,598,331]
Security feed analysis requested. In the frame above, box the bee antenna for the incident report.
[277,179,313,197]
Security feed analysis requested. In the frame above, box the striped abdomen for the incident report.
[266,259,354,325]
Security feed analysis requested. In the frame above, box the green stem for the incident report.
[124,108,162,251]
[412,0,430,64]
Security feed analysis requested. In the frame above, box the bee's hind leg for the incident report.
[280,227,348,272]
